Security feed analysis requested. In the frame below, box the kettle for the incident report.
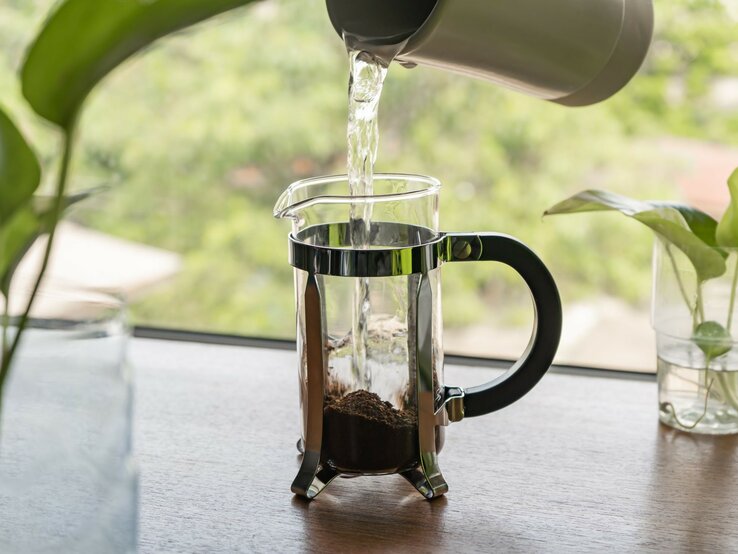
[325,0,654,106]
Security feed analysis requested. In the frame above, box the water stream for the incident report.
[346,49,389,389]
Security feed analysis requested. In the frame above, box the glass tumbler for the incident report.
[653,238,738,434]
[0,288,136,551]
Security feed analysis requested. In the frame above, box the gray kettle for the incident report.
[325,0,654,106]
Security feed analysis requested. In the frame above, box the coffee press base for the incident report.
[294,437,449,500]
[400,463,449,499]
[292,458,449,500]
[291,451,340,500]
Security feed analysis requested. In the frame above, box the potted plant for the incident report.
[1,1,258,550]
[544,168,738,434]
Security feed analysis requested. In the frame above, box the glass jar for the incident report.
[0,288,136,551]
[653,238,738,434]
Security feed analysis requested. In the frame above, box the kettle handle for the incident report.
[443,233,562,418]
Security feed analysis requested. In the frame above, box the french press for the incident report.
[274,174,562,499]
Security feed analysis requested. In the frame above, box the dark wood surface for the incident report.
[132,338,738,553]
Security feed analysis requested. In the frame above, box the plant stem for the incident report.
[0,296,6,440]
[665,244,695,317]
[727,255,738,333]
[716,371,738,410]
[0,126,76,400]
[663,377,715,430]
[1,296,8,363]
[695,284,705,325]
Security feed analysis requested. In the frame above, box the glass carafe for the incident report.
[274,174,561,499]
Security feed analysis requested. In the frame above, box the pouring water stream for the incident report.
[346,49,389,389]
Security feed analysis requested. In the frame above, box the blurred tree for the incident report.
[1,0,736,337]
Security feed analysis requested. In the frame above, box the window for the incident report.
[2,0,737,371]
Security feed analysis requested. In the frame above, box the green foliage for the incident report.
[1,206,37,296]
[633,209,724,281]
[546,170,738,364]
[0,107,40,226]
[604,0,738,138]
[0,106,40,296]
[653,201,721,248]
[544,190,726,282]
[716,168,738,248]
[3,0,737,340]
[0,0,276,410]
[131,195,294,334]
[0,191,92,296]
[22,0,261,128]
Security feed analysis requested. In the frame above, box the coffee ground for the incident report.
[322,390,418,472]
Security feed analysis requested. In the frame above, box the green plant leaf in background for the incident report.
[542,189,651,217]
[716,168,738,248]
[0,190,97,298]
[544,190,727,281]
[21,0,261,129]
[32,187,105,216]
[631,208,726,281]
[1,206,40,298]
[653,201,721,248]
[0,107,41,226]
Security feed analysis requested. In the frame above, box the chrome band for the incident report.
[290,222,445,277]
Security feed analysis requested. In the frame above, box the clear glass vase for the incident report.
[653,239,738,434]
[0,288,137,552]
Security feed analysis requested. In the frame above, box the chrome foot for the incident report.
[291,451,338,500]
[400,463,448,499]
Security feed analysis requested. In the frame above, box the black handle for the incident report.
[444,233,562,417]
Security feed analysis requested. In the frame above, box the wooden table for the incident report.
[132,337,738,553]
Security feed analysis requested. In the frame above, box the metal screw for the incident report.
[452,239,472,260]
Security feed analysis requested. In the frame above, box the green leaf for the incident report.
[653,201,720,248]
[544,190,727,282]
[32,186,105,214]
[0,190,96,297]
[22,0,260,128]
[0,206,40,297]
[716,167,738,248]
[633,208,726,281]
[543,189,651,217]
[0,106,41,225]
[693,320,732,359]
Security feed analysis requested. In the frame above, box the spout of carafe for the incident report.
[273,188,298,221]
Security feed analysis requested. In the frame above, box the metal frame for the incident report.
[287,222,464,499]
[290,222,445,277]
